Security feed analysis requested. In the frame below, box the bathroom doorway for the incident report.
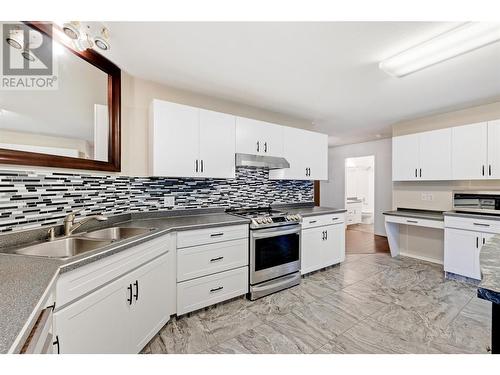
[345,155,375,234]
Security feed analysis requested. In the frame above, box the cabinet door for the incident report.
[261,122,284,157]
[301,226,324,275]
[235,117,265,155]
[306,131,328,180]
[452,122,488,180]
[323,224,345,266]
[444,228,478,279]
[487,120,500,179]
[130,253,173,353]
[199,109,236,179]
[475,232,495,280]
[54,274,134,353]
[269,127,308,180]
[392,134,419,181]
[150,100,200,177]
[419,128,452,180]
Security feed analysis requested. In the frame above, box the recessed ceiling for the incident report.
[102,22,500,145]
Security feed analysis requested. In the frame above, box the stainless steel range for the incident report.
[227,207,302,300]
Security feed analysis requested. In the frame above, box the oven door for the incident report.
[250,224,301,285]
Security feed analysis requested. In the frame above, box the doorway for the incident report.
[344,155,388,254]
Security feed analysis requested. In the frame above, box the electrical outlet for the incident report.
[421,192,434,201]
[164,196,175,207]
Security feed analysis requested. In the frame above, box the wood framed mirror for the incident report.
[0,21,121,172]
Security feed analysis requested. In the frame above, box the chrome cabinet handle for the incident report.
[407,220,418,223]
[264,142,267,153]
[419,168,422,178]
[325,230,328,240]
[309,220,317,224]
[210,232,224,237]
[210,256,224,262]
[482,165,485,176]
[195,159,199,172]
[476,237,479,249]
[257,141,260,152]
[210,286,224,293]
[200,159,204,173]
[489,165,492,176]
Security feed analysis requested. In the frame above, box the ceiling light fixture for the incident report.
[62,21,81,40]
[379,22,500,77]
[94,27,110,51]
[5,27,24,49]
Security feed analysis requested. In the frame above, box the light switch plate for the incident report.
[164,196,175,207]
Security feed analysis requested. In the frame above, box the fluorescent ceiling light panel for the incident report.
[379,22,500,77]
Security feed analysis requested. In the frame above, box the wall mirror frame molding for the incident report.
[0,21,121,172]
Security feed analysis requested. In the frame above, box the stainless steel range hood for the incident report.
[235,153,290,169]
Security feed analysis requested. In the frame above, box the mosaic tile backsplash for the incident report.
[0,168,313,232]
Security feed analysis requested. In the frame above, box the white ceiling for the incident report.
[103,22,500,145]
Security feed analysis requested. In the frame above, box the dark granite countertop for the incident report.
[0,210,249,354]
[383,208,445,221]
[0,254,60,354]
[477,235,500,305]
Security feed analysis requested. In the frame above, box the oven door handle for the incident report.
[251,226,301,238]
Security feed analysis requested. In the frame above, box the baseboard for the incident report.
[399,251,444,265]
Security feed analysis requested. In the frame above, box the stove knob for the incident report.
[256,218,263,224]
[267,217,273,223]
[294,215,300,221]
[251,219,258,225]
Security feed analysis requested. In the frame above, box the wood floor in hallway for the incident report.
[346,225,390,254]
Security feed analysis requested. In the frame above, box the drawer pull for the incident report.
[406,220,418,223]
[473,223,490,227]
[210,286,224,293]
[210,232,224,237]
[332,217,338,221]
[210,256,224,262]
[309,220,317,224]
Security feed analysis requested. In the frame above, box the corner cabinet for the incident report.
[53,234,175,354]
[301,213,346,275]
[269,127,328,181]
[149,100,235,178]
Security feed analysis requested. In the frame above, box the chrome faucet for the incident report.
[63,210,108,236]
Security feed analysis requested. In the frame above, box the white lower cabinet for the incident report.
[301,215,345,275]
[53,252,174,354]
[444,228,495,280]
[177,267,248,315]
[175,225,249,315]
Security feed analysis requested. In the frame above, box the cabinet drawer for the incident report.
[444,216,500,234]
[301,213,345,229]
[176,224,248,248]
[56,233,172,308]
[177,238,249,282]
[177,267,248,315]
[385,215,444,229]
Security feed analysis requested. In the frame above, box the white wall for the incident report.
[320,138,392,236]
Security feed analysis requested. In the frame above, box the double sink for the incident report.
[15,226,156,259]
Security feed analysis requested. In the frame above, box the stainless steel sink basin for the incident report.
[80,226,155,241]
[15,237,113,259]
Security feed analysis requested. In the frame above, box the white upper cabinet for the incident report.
[235,117,283,157]
[392,128,452,181]
[199,109,236,179]
[419,128,452,181]
[487,120,500,179]
[150,100,199,178]
[149,100,235,179]
[269,127,328,180]
[392,133,420,181]
[452,122,488,180]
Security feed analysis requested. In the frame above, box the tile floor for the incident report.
[141,253,492,354]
